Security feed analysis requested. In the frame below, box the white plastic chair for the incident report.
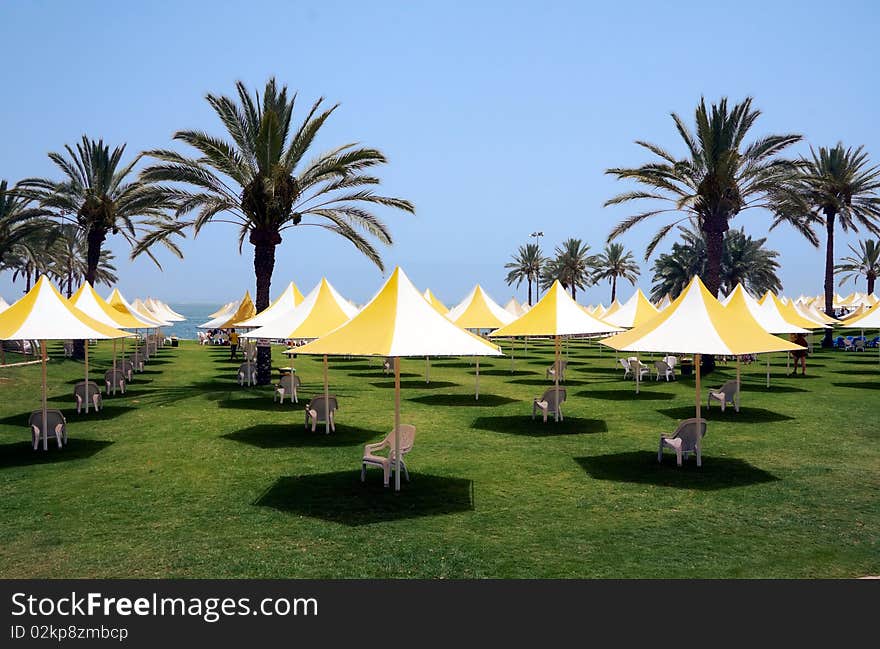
[707,380,740,413]
[305,395,338,433]
[658,418,707,467]
[654,360,674,381]
[238,362,256,387]
[361,424,417,487]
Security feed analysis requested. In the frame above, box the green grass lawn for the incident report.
[0,337,877,578]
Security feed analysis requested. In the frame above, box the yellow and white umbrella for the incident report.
[0,297,9,313]
[602,288,659,329]
[295,267,502,490]
[503,297,527,318]
[198,292,255,329]
[0,276,127,449]
[422,289,448,316]
[234,282,304,329]
[795,301,838,326]
[243,279,358,417]
[761,293,828,330]
[447,285,515,330]
[71,284,143,403]
[602,298,624,319]
[490,281,622,417]
[107,289,166,328]
[654,294,673,310]
[144,297,185,323]
[601,276,802,447]
[725,284,808,387]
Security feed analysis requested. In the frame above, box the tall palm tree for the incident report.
[504,243,544,305]
[650,226,781,301]
[591,242,639,302]
[772,144,880,346]
[3,230,54,293]
[605,96,801,298]
[540,238,593,300]
[18,137,180,286]
[835,239,880,294]
[139,79,414,384]
[18,137,179,358]
[49,224,118,297]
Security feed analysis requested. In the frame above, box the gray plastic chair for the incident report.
[305,395,338,433]
[238,362,256,386]
[361,424,417,487]
[546,359,567,382]
[707,380,739,412]
[120,359,134,381]
[29,409,67,450]
[104,369,126,394]
[654,360,674,381]
[532,387,566,423]
[274,373,302,404]
[73,380,103,413]
[658,418,707,467]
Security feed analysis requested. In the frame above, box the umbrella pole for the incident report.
[511,340,515,374]
[695,352,702,456]
[554,335,560,422]
[635,353,640,395]
[84,340,90,414]
[394,357,401,492]
[323,355,330,435]
[425,356,430,384]
[475,359,480,401]
[766,355,770,388]
[736,357,741,407]
[41,340,48,451]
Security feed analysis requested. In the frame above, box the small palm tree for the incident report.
[606,96,801,297]
[17,136,181,286]
[540,238,593,300]
[3,230,54,293]
[0,179,53,262]
[772,144,880,346]
[835,239,880,294]
[49,225,118,297]
[504,243,544,305]
[139,79,414,384]
[591,243,639,302]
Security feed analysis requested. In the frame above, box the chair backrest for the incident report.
[385,424,417,456]
[238,362,255,376]
[540,387,566,409]
[672,417,707,452]
[663,355,677,368]
[105,369,125,383]
[308,395,338,418]
[719,380,739,399]
[279,374,301,390]
[654,360,670,373]
[74,380,101,400]
[29,409,66,432]
[855,339,866,349]
[121,359,134,371]
[619,358,631,371]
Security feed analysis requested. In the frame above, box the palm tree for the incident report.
[18,137,179,358]
[139,79,414,384]
[49,225,118,297]
[504,243,544,305]
[18,137,180,285]
[0,180,53,261]
[650,226,781,301]
[772,144,880,346]
[605,97,801,298]
[540,238,593,300]
[3,230,54,293]
[591,242,639,302]
[835,239,880,294]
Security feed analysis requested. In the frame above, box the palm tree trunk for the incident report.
[253,237,277,385]
[822,211,836,347]
[868,272,875,296]
[611,275,617,302]
[84,227,106,286]
[25,270,32,292]
[571,284,576,300]
[703,222,726,374]
[527,278,532,306]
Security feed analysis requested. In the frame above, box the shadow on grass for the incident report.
[369,380,460,390]
[576,388,675,401]
[431,361,483,368]
[223,423,378,448]
[475,369,538,377]
[472,415,607,436]
[574,452,779,490]
[508,378,588,387]
[656,406,795,423]
[346,371,420,379]
[408,394,518,407]
[255,471,474,525]
[744,384,809,393]
[0,438,114,470]
[831,381,880,390]
[0,405,136,426]
[831,368,880,376]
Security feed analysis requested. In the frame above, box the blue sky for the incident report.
[2,0,879,307]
